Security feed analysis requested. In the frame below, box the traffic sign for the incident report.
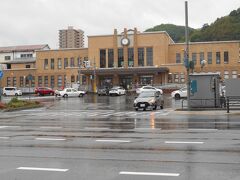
[27,74,33,81]
[0,71,3,79]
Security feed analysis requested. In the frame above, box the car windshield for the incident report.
[138,92,155,98]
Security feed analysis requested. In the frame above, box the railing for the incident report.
[226,96,240,113]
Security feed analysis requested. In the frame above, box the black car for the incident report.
[97,87,110,96]
[133,91,164,111]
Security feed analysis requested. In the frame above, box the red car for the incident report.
[35,87,55,96]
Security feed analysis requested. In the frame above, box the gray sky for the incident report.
[0,0,239,48]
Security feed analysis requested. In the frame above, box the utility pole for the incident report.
[78,56,81,90]
[185,1,190,110]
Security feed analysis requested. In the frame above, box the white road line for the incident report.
[35,138,66,141]
[0,137,10,139]
[84,127,110,130]
[96,139,131,143]
[165,141,204,144]
[17,167,68,172]
[0,126,9,129]
[119,171,180,177]
[135,128,160,130]
[188,128,218,131]
[40,126,63,129]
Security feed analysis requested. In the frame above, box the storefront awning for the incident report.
[80,67,169,75]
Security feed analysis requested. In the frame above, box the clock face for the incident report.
[121,38,130,46]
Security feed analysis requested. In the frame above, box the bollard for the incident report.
[227,97,229,113]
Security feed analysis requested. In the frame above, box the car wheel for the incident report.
[15,93,18,96]
[135,108,138,111]
[79,93,83,97]
[50,92,54,96]
[37,92,40,96]
[63,94,68,98]
[175,94,181,100]
[160,105,163,109]
[153,105,157,110]
[3,93,6,96]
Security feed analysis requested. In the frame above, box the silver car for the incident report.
[134,91,164,111]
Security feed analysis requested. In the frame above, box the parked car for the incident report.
[134,91,164,111]
[171,87,187,99]
[136,86,163,95]
[35,87,55,96]
[97,87,110,96]
[55,88,85,97]
[2,87,22,96]
[109,86,126,96]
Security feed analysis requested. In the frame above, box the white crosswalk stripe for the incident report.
[20,110,170,118]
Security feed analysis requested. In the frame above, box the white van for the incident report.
[3,87,22,96]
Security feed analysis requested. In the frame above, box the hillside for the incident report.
[145,24,194,42]
[145,8,240,42]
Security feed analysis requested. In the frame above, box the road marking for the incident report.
[84,127,110,130]
[0,126,20,129]
[135,128,160,130]
[0,126,9,129]
[35,138,66,141]
[96,139,130,143]
[40,126,63,129]
[119,171,180,177]
[0,137,10,139]
[188,128,218,131]
[17,167,68,172]
[165,141,204,144]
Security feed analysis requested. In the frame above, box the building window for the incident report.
[174,73,179,83]
[128,48,134,67]
[176,53,181,64]
[100,49,106,68]
[146,47,153,66]
[13,77,16,87]
[25,78,29,87]
[118,48,124,67]
[57,75,62,87]
[108,49,114,68]
[224,51,229,64]
[58,58,62,69]
[64,75,66,87]
[232,71,237,78]
[50,58,54,69]
[207,52,212,64]
[64,58,68,69]
[71,75,75,83]
[44,59,48,70]
[192,53,197,65]
[180,73,185,83]
[31,76,35,87]
[138,48,144,66]
[216,52,221,64]
[7,77,11,87]
[224,71,229,79]
[21,54,33,58]
[20,76,24,87]
[25,65,31,68]
[44,76,48,87]
[50,76,54,88]
[200,52,204,64]
[5,56,11,60]
[77,57,81,67]
[70,57,75,67]
[38,76,42,87]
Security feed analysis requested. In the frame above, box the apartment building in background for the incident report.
[59,26,84,48]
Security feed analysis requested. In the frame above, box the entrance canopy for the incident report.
[80,67,169,75]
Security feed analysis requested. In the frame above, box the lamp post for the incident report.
[78,57,81,90]
[185,1,190,110]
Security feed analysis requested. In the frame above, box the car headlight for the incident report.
[134,100,137,104]
[149,99,155,104]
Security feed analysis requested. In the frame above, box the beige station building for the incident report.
[1,28,240,92]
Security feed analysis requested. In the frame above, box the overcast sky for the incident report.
[0,0,239,48]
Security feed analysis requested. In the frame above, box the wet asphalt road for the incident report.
[0,94,240,180]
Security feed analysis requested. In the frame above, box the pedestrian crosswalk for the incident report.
[19,109,172,119]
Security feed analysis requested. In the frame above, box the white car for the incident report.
[3,87,22,96]
[109,86,126,96]
[136,86,163,95]
[55,88,85,98]
[171,87,187,99]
